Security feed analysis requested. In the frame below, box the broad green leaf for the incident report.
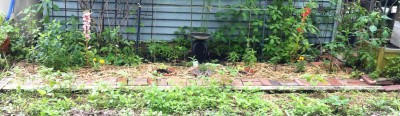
[52,4,60,11]
[382,30,390,38]
[381,15,391,20]
[369,25,377,32]
[126,27,136,33]
[37,89,47,96]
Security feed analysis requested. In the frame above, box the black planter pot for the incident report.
[348,34,357,46]
[190,32,211,63]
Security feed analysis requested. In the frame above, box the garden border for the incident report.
[1,76,399,92]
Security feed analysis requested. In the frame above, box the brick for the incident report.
[241,78,262,86]
[231,79,243,86]
[259,79,271,86]
[128,78,148,86]
[241,78,260,82]
[269,80,281,86]
[167,78,187,86]
[375,78,394,85]
[294,79,307,86]
[296,79,311,86]
[243,81,263,86]
[337,78,349,86]
[147,78,154,85]
[157,78,168,86]
[383,85,400,92]
[296,79,330,86]
[116,77,128,85]
[361,75,376,85]
[317,80,332,86]
[346,79,368,86]
[279,81,299,86]
[327,78,342,86]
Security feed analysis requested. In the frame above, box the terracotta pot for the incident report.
[240,67,256,76]
[0,37,10,54]
[244,67,256,74]
[147,78,153,85]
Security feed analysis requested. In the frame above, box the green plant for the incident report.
[242,48,257,67]
[0,54,9,69]
[31,20,86,70]
[198,64,208,72]
[301,73,326,86]
[286,94,333,115]
[347,11,392,72]
[0,21,15,44]
[10,0,60,60]
[324,95,350,115]
[227,52,240,63]
[381,57,400,81]
[147,41,186,63]
[294,56,306,73]
[350,70,364,79]
[211,0,265,58]
[93,27,142,66]
[226,66,239,77]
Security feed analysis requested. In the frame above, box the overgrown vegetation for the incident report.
[1,84,400,115]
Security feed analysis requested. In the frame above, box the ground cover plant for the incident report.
[1,83,400,115]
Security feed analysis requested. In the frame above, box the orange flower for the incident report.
[301,7,311,22]
[297,27,303,33]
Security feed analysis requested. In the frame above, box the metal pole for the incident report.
[260,0,267,60]
[136,0,142,53]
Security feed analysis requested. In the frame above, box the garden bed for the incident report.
[4,61,353,87]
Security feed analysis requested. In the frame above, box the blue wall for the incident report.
[50,0,339,43]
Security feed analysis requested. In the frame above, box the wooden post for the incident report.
[376,47,385,71]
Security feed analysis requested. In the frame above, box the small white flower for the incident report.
[115,45,119,47]
[88,46,92,49]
